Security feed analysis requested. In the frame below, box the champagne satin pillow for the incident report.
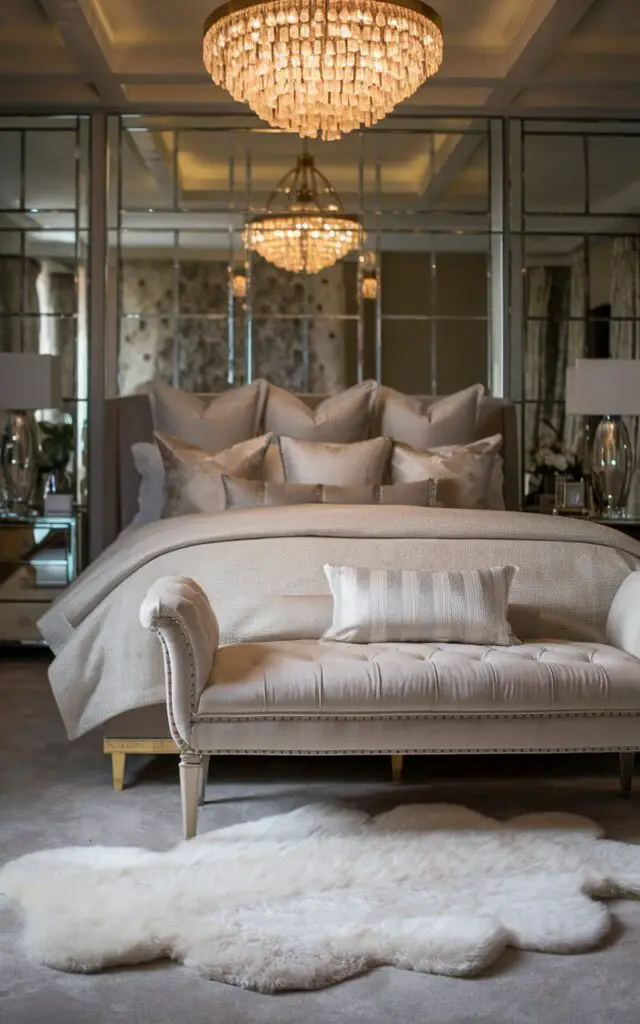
[156,432,272,517]
[221,477,437,509]
[376,384,484,449]
[323,564,519,644]
[390,435,502,510]
[279,435,392,485]
[149,380,267,453]
[264,380,377,442]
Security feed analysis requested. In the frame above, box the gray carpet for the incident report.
[2,655,640,1024]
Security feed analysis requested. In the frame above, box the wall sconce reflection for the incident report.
[231,268,248,299]
[359,251,378,301]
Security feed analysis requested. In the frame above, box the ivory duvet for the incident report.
[38,506,640,739]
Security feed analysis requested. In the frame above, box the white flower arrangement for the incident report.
[528,422,583,498]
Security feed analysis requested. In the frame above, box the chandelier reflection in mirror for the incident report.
[244,153,362,274]
[203,0,443,141]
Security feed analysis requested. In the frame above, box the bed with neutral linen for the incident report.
[37,379,640,800]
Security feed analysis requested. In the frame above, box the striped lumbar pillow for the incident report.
[323,564,518,644]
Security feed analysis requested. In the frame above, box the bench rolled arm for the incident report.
[140,576,220,745]
[606,570,640,659]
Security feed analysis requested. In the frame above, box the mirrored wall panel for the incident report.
[0,115,90,503]
[513,120,640,503]
[109,115,493,396]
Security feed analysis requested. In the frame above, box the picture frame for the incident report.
[553,476,589,516]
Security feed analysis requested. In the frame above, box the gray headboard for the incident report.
[104,392,520,549]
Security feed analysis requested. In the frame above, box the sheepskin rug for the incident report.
[3,801,640,992]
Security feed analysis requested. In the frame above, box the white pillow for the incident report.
[129,442,165,529]
[323,563,519,644]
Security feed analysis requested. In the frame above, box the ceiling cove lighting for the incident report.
[244,152,362,273]
[203,0,443,141]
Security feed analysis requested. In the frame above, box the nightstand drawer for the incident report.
[0,510,85,645]
[0,601,45,643]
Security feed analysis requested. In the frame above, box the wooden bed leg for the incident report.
[620,752,634,798]
[391,754,404,784]
[180,754,202,839]
[198,755,210,806]
[111,752,126,792]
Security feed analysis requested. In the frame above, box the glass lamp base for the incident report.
[591,416,633,520]
[1,411,39,512]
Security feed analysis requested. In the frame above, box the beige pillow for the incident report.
[323,563,519,644]
[390,435,502,510]
[376,384,484,449]
[264,381,377,442]
[279,435,392,486]
[156,432,272,517]
[150,380,267,453]
[221,476,437,509]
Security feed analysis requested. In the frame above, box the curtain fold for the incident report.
[609,236,640,513]
[0,257,40,354]
[609,236,640,455]
[563,257,587,455]
[524,266,552,468]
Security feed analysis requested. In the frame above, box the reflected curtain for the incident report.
[0,257,39,353]
[563,258,587,454]
[609,237,640,456]
[49,271,76,400]
[525,260,586,472]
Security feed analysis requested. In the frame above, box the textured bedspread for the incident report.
[38,506,640,739]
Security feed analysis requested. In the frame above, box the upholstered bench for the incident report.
[141,574,640,838]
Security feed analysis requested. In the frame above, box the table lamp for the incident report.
[0,353,62,513]
[566,358,640,519]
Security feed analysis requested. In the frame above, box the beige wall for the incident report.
[345,252,488,394]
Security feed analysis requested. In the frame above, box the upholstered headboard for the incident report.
[104,391,520,548]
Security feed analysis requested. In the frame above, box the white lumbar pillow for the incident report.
[323,563,519,644]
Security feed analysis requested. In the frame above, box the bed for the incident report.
[39,386,521,789]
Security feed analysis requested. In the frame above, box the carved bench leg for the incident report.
[199,755,210,806]
[391,754,404,784]
[620,752,635,798]
[111,752,126,792]
[180,754,203,839]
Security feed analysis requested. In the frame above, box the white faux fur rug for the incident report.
[2,802,640,992]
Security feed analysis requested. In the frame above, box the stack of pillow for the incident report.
[129,379,504,528]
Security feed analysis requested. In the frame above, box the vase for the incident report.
[591,416,632,519]
[42,467,72,497]
[1,411,39,514]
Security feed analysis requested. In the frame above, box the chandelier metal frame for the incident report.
[243,152,362,274]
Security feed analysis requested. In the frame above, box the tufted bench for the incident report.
[141,574,640,838]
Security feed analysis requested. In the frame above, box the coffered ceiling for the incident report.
[0,0,639,114]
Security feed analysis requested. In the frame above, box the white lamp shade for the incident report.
[566,359,640,416]
[0,353,62,410]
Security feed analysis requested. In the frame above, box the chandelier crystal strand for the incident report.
[244,153,362,273]
[245,214,361,273]
[203,0,443,141]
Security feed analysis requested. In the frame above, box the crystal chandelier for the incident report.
[203,0,443,141]
[244,153,362,274]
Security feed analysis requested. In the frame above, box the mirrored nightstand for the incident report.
[0,509,86,644]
